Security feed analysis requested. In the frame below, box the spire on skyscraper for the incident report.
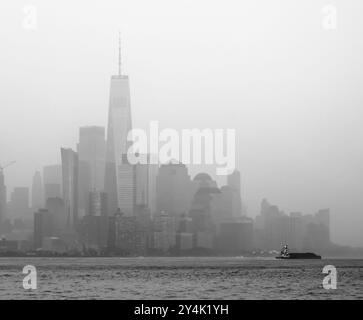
[105,35,132,215]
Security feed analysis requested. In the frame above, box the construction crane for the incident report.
[0,161,16,173]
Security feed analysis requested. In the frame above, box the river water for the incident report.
[0,257,362,299]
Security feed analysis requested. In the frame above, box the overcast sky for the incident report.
[0,0,362,246]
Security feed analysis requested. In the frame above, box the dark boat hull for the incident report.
[276,252,321,259]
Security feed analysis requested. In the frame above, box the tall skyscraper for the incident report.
[104,36,132,215]
[31,171,43,211]
[61,148,79,229]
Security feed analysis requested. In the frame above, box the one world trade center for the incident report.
[104,35,133,215]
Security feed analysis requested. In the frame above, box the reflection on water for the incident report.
[0,257,362,299]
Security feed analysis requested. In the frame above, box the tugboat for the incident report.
[276,245,321,259]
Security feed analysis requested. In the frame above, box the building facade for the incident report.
[61,148,79,230]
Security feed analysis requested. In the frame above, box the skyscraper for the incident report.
[135,154,158,214]
[227,170,241,193]
[77,126,106,216]
[147,160,159,216]
[8,187,30,221]
[43,165,62,202]
[89,191,108,217]
[34,209,54,250]
[104,36,132,215]
[118,154,136,216]
[61,148,79,229]
[46,197,66,235]
[116,154,151,216]
[77,126,106,191]
[314,208,331,250]
[226,169,243,216]
[31,171,42,211]
[211,185,242,223]
[0,162,15,225]
[156,162,192,216]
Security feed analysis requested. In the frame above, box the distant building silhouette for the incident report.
[227,169,241,193]
[118,154,136,216]
[34,208,54,250]
[156,162,192,217]
[191,173,218,197]
[152,211,176,253]
[45,197,66,235]
[77,126,106,217]
[288,212,304,251]
[89,191,108,217]
[110,213,149,255]
[31,171,42,211]
[61,148,79,229]
[43,165,62,203]
[217,217,254,254]
[8,187,30,221]
[211,185,242,223]
[79,214,109,251]
[254,198,331,253]
[189,178,219,251]
[77,126,106,190]
[147,159,158,216]
[227,169,243,216]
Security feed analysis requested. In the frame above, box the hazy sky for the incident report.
[0,0,362,246]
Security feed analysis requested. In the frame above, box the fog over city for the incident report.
[0,0,362,247]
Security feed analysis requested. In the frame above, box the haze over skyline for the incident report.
[0,0,362,246]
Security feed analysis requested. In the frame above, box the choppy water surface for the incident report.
[0,257,362,299]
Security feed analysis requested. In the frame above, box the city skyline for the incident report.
[1,0,363,304]
[1,1,363,248]
[0,38,342,257]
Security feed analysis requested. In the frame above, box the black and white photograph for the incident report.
[0,0,362,310]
